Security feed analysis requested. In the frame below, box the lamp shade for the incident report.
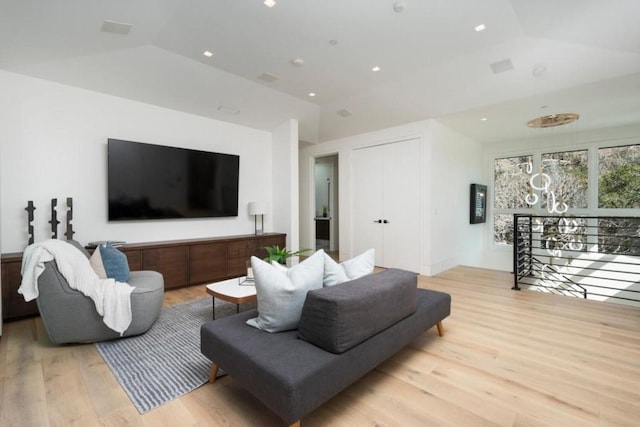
[248,201,267,216]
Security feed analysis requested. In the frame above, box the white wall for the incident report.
[299,118,484,276]
[428,121,486,274]
[0,70,275,253]
[271,119,299,250]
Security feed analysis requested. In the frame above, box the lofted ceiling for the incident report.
[1,0,639,144]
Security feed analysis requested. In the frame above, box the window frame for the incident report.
[489,140,640,248]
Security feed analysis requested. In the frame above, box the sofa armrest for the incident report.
[298,268,417,353]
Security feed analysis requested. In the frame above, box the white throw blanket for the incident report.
[19,239,134,335]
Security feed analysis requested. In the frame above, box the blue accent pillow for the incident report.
[97,243,130,282]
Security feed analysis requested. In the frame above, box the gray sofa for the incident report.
[200,268,451,426]
[36,241,164,344]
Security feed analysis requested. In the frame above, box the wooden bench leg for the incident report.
[209,364,219,383]
[436,321,444,337]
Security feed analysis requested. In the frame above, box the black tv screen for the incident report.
[108,139,239,221]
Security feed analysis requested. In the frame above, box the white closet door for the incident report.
[352,143,384,266]
[381,138,420,271]
[352,138,420,271]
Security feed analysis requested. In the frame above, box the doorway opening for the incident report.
[314,154,339,258]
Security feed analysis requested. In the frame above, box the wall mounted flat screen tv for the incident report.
[108,139,240,221]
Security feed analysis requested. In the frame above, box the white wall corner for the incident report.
[272,118,299,250]
[421,255,460,276]
[429,120,484,271]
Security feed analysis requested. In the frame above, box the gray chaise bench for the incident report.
[200,268,451,426]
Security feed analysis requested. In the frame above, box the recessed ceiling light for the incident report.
[203,51,213,57]
[475,24,486,32]
[372,66,381,72]
[291,58,305,67]
[329,39,338,46]
[480,117,488,122]
[532,64,548,78]
[264,0,276,7]
[308,92,316,97]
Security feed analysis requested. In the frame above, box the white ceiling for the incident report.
[1,0,639,144]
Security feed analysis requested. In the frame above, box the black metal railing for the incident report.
[513,214,640,305]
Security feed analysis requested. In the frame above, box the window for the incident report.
[598,144,640,208]
[598,144,640,255]
[540,216,588,253]
[541,149,588,209]
[493,155,532,245]
[493,143,640,248]
[598,217,640,255]
[494,156,532,210]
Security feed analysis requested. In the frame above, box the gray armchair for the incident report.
[35,242,164,344]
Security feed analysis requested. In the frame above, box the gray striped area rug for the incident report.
[96,297,252,413]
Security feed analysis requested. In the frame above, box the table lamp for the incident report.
[248,202,267,235]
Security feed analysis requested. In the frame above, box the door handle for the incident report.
[373,219,382,223]
[383,219,389,224]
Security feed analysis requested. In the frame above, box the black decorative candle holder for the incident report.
[25,200,36,245]
[49,198,60,238]
[65,197,75,240]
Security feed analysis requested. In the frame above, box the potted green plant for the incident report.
[322,205,328,217]
[263,245,311,265]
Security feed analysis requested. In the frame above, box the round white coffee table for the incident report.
[205,277,257,319]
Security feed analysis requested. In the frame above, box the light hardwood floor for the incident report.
[1,266,639,426]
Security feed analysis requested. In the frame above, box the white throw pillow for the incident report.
[90,249,108,279]
[246,249,325,332]
[270,260,288,272]
[323,248,375,286]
